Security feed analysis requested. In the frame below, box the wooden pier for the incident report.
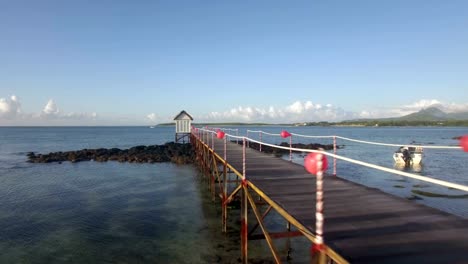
[192,131,468,263]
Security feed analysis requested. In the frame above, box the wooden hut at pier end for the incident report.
[174,110,193,143]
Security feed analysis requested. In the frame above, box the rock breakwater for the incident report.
[235,141,340,155]
[27,142,194,165]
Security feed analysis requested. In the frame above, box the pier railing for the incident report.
[191,126,468,264]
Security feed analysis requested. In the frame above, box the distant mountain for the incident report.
[345,107,468,123]
[397,107,468,121]
[398,107,450,121]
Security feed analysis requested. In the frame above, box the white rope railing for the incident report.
[246,137,468,192]
[196,126,468,263]
[196,127,468,192]
[248,129,461,150]
[335,136,460,149]
[291,133,335,139]
[247,130,280,137]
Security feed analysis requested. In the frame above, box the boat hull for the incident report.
[393,152,422,164]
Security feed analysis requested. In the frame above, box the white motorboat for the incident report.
[393,146,423,165]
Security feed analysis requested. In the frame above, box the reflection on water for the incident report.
[393,162,423,173]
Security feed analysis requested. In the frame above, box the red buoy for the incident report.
[280,130,291,138]
[217,130,225,139]
[304,152,328,175]
[460,135,468,152]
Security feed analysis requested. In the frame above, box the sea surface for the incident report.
[0,126,467,263]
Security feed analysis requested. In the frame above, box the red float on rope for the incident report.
[460,135,468,152]
[310,243,325,254]
[280,130,291,138]
[304,152,328,175]
[217,130,225,139]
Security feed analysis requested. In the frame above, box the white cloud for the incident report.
[41,99,60,117]
[202,101,358,123]
[441,102,468,113]
[0,96,99,125]
[2,95,468,125]
[393,99,443,116]
[200,98,468,123]
[0,95,22,119]
[376,99,468,118]
[286,101,304,114]
[147,113,159,123]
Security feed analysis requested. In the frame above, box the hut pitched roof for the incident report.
[173,110,193,120]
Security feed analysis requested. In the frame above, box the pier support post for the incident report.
[222,162,227,232]
[222,136,228,232]
[241,185,248,264]
[241,137,248,264]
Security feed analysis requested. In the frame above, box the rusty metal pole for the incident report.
[241,137,248,264]
[333,136,337,176]
[246,130,249,148]
[259,131,262,152]
[223,135,228,232]
[289,135,292,161]
[212,132,214,152]
[210,132,215,200]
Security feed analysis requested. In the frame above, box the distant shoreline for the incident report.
[156,120,468,127]
[1,120,468,128]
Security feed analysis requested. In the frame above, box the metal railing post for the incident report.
[246,131,249,148]
[212,132,214,151]
[289,135,292,161]
[259,131,262,152]
[333,136,337,176]
[312,153,326,263]
[241,137,248,263]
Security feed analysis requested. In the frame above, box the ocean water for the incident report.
[244,126,468,217]
[0,126,467,263]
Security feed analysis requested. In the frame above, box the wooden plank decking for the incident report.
[211,138,468,263]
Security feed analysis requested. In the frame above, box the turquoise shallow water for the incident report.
[0,126,467,263]
[0,161,224,263]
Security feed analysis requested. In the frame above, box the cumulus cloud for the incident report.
[0,95,98,125]
[2,95,468,125]
[41,99,60,117]
[202,100,358,123]
[394,99,443,116]
[37,99,98,121]
[200,98,468,123]
[0,95,22,119]
[147,113,158,123]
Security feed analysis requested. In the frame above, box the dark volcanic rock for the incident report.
[28,142,194,165]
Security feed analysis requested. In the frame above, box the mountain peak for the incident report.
[417,106,447,117]
[400,107,448,121]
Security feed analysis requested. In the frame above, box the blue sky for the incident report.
[1,0,468,125]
